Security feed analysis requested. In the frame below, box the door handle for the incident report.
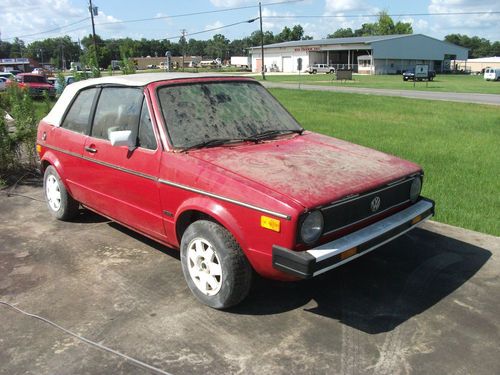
[85,146,97,153]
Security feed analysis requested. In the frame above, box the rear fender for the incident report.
[40,151,73,195]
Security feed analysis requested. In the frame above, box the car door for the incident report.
[80,87,165,241]
[45,87,98,202]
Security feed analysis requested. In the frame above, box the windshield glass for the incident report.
[158,81,302,148]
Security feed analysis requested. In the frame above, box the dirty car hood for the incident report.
[190,132,422,208]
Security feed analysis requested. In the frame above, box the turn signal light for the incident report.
[340,247,358,260]
[411,215,422,225]
[261,216,280,232]
[36,144,42,154]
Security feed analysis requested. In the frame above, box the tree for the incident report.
[327,28,355,38]
[444,34,495,58]
[205,34,229,59]
[331,12,414,37]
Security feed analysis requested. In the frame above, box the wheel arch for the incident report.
[174,197,249,256]
[40,152,73,195]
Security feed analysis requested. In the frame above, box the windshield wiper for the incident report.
[244,128,304,142]
[181,138,244,152]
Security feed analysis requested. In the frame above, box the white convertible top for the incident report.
[43,72,233,126]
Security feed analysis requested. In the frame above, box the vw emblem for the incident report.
[370,196,381,212]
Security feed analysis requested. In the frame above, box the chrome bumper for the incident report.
[272,198,435,278]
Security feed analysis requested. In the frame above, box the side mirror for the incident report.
[108,129,136,150]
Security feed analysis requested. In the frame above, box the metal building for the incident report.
[250,34,468,74]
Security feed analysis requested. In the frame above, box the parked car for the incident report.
[54,75,76,95]
[13,73,56,97]
[0,77,7,91]
[403,68,436,81]
[484,67,500,81]
[307,64,335,74]
[36,73,434,308]
[0,72,15,80]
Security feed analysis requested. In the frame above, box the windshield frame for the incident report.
[154,78,303,151]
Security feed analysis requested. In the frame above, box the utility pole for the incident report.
[259,2,265,80]
[88,0,99,68]
[180,29,187,72]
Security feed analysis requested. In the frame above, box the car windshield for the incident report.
[158,81,302,149]
[23,75,47,83]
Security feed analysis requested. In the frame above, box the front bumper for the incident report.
[273,198,435,278]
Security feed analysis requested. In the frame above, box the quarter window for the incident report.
[138,99,157,150]
[91,87,143,140]
[61,88,98,134]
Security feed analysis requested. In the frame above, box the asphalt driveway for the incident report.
[1,179,499,375]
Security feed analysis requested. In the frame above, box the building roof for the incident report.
[43,73,230,127]
[250,34,409,49]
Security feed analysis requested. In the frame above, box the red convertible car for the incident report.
[37,73,434,308]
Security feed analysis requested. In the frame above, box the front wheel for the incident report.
[43,165,79,220]
[180,220,252,309]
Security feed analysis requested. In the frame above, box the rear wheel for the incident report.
[312,69,317,74]
[180,220,252,309]
[43,165,79,220]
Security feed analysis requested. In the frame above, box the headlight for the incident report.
[300,210,324,244]
[410,176,422,203]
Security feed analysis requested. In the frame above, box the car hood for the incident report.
[189,132,422,209]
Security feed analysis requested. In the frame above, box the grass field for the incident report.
[258,74,500,94]
[270,88,500,236]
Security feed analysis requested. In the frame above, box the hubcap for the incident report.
[46,175,61,211]
[186,238,222,296]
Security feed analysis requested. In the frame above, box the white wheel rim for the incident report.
[46,175,62,211]
[186,238,223,296]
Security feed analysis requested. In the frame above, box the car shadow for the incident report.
[108,222,180,260]
[230,228,491,334]
[69,209,491,334]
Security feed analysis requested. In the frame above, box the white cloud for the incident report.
[0,0,126,42]
[426,0,500,40]
[210,0,253,7]
[324,0,375,14]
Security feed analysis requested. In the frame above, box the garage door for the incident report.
[282,56,293,73]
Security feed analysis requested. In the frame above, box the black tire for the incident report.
[43,165,79,220]
[312,70,317,74]
[180,220,252,309]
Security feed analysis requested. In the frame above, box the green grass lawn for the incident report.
[259,74,500,94]
[270,88,500,236]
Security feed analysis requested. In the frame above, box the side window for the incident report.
[138,99,157,150]
[61,88,97,134]
[91,87,143,140]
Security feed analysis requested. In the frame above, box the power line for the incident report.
[96,0,303,26]
[1,0,303,41]
[2,17,90,41]
[264,11,500,19]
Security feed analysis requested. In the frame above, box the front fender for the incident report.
[175,196,249,255]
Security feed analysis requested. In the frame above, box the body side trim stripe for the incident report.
[40,143,292,220]
[158,179,292,220]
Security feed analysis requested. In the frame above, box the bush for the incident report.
[0,83,41,176]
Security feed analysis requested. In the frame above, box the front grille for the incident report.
[321,177,416,235]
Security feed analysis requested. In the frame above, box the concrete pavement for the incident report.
[1,181,499,375]
[261,81,500,106]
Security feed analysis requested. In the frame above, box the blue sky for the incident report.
[1,0,499,44]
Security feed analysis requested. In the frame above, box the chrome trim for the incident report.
[322,199,411,236]
[158,179,292,220]
[306,199,434,273]
[41,143,157,181]
[41,143,292,220]
[322,177,415,210]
